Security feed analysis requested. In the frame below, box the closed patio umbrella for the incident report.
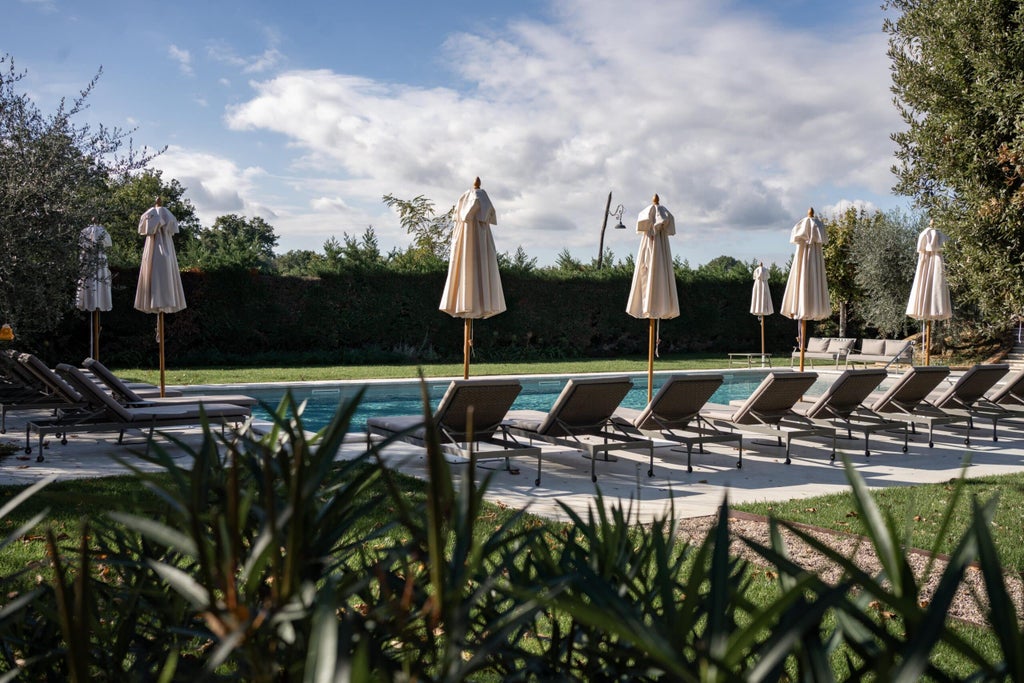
[750,262,773,366]
[780,208,830,372]
[134,196,186,396]
[439,177,506,379]
[75,222,112,361]
[906,219,951,365]
[627,194,680,402]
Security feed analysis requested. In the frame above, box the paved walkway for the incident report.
[3,374,1024,524]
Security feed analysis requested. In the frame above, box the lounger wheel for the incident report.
[36,454,43,463]
[591,474,597,483]
[687,465,693,473]
[534,477,540,486]
[736,459,742,469]
[647,467,654,477]
[902,445,908,453]
[24,445,31,454]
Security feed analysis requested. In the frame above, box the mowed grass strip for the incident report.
[732,470,1024,573]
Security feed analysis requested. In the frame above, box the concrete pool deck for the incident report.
[3,371,1024,523]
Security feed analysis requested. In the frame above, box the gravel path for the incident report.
[676,512,1024,628]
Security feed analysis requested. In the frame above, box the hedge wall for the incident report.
[51,268,810,367]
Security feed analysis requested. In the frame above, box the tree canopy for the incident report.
[885,0,1024,323]
[0,55,150,344]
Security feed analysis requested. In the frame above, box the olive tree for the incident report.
[851,210,921,338]
[0,55,150,344]
[885,0,1024,323]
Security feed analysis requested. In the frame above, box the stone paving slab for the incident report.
[5,402,1021,525]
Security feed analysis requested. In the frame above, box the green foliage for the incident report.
[318,227,385,273]
[193,214,279,272]
[382,193,453,271]
[0,55,150,348]
[104,169,200,268]
[851,210,921,338]
[885,0,1024,321]
[3,398,1023,678]
[823,208,864,336]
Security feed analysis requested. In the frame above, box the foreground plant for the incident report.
[1,391,1022,679]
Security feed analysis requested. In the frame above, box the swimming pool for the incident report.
[180,370,836,433]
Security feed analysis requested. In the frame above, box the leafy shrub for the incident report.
[2,392,1022,679]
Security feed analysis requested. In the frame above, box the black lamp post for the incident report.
[597,191,626,269]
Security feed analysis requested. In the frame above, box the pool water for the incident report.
[184,371,833,433]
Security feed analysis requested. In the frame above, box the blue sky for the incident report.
[6,0,907,267]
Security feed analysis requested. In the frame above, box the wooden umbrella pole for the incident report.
[92,311,100,362]
[648,318,655,403]
[799,320,807,372]
[925,320,931,366]
[759,315,765,362]
[158,311,166,397]
[463,318,472,380]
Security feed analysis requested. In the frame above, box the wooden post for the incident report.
[799,320,807,372]
[463,318,472,380]
[925,320,931,366]
[158,311,166,397]
[92,311,100,362]
[647,318,656,403]
[759,315,766,365]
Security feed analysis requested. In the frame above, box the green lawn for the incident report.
[733,469,1024,573]
[111,353,734,385]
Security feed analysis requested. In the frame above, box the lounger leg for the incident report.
[784,436,792,465]
[590,448,597,483]
[736,438,743,469]
[534,449,542,486]
[2,406,7,434]
[992,419,999,443]
[647,444,654,478]
[686,443,693,473]
[864,431,870,457]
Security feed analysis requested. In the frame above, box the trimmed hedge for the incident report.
[52,268,815,367]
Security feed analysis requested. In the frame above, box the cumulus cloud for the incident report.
[168,44,193,77]
[150,146,273,224]
[217,0,901,264]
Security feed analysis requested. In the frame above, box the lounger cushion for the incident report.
[806,337,829,352]
[860,339,886,355]
[827,338,855,354]
[884,339,910,356]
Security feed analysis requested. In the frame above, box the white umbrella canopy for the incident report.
[780,208,830,371]
[439,177,506,379]
[627,194,680,402]
[750,262,773,363]
[76,223,112,360]
[134,197,187,396]
[906,219,952,365]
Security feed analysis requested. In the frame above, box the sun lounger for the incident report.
[82,357,257,408]
[986,369,1024,408]
[22,363,251,461]
[502,376,654,484]
[928,363,1012,442]
[701,371,835,464]
[365,378,540,471]
[791,368,908,456]
[867,366,966,447]
[611,373,743,472]
[2,353,89,434]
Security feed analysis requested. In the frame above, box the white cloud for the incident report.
[168,44,193,77]
[220,0,902,265]
[150,146,271,223]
